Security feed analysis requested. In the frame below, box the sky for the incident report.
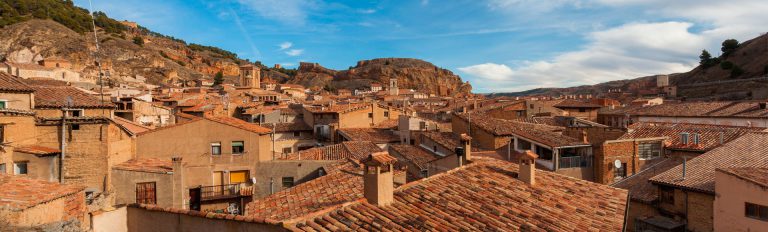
[73,0,768,93]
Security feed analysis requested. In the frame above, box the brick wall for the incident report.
[595,140,637,184]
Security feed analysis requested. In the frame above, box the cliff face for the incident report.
[0,19,243,87]
[289,58,472,96]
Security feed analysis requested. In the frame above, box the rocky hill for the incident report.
[489,34,768,100]
[289,58,472,97]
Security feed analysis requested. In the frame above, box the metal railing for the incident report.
[559,155,593,169]
[199,184,253,200]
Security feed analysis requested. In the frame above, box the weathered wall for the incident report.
[714,170,768,231]
[252,160,334,198]
[111,169,174,207]
[126,206,285,232]
[92,206,127,232]
[0,190,85,228]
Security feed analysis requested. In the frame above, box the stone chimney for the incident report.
[457,134,472,166]
[361,152,397,206]
[171,157,185,208]
[519,150,538,186]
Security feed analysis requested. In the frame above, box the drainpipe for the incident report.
[269,177,274,194]
[59,108,67,183]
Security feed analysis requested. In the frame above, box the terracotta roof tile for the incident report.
[286,158,628,231]
[717,167,768,188]
[389,145,439,170]
[361,152,398,166]
[13,145,60,156]
[113,158,174,174]
[619,122,763,152]
[28,85,113,108]
[612,158,683,203]
[455,113,588,148]
[304,103,371,114]
[553,99,603,108]
[0,72,34,92]
[206,116,272,134]
[338,128,399,144]
[284,141,383,161]
[0,174,86,210]
[265,120,312,132]
[650,132,768,194]
[130,204,280,225]
[113,116,152,134]
[627,101,768,118]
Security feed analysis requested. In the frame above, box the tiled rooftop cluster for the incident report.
[284,141,383,161]
[619,122,764,151]
[455,113,588,148]
[0,175,86,210]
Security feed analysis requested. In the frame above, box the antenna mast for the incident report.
[88,0,107,117]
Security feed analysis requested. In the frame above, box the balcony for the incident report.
[198,184,253,201]
[559,155,593,169]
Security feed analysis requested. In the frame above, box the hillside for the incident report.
[289,58,472,97]
[489,34,768,100]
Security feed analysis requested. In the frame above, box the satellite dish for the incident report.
[614,160,622,169]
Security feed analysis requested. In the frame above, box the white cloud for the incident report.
[236,0,315,25]
[285,49,304,56]
[358,9,376,14]
[463,0,768,92]
[421,0,430,6]
[460,22,707,92]
[279,42,293,50]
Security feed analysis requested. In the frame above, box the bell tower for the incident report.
[239,64,261,88]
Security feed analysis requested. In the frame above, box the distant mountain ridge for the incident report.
[488,33,768,100]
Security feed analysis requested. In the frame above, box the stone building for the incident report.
[302,103,401,143]
[135,116,272,213]
[238,65,260,89]
[553,99,602,122]
[0,175,87,230]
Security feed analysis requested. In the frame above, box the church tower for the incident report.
[239,64,261,89]
[389,78,399,95]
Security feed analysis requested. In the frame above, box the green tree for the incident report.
[699,50,714,67]
[213,71,224,86]
[132,36,144,46]
[720,61,734,70]
[721,39,740,55]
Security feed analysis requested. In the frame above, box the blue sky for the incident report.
[74,0,768,93]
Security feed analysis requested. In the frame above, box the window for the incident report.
[282,147,292,154]
[419,122,426,130]
[0,100,6,109]
[229,171,249,184]
[368,113,373,118]
[638,142,662,160]
[231,141,244,154]
[680,132,690,144]
[293,131,301,137]
[0,163,5,173]
[614,163,627,178]
[0,125,4,143]
[69,109,83,117]
[420,169,429,178]
[660,186,675,204]
[529,104,534,109]
[282,177,295,188]
[13,162,28,175]
[746,202,768,221]
[579,108,586,112]
[692,133,700,144]
[384,111,389,117]
[136,182,157,204]
[211,142,222,155]
[70,124,80,131]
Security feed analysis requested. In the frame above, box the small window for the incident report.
[614,163,627,178]
[529,104,534,109]
[69,110,83,117]
[0,163,5,173]
[70,124,80,131]
[282,147,292,154]
[419,121,427,130]
[680,132,690,144]
[136,182,157,204]
[433,145,437,152]
[420,169,428,178]
[293,131,301,137]
[13,162,28,175]
[0,100,7,109]
[578,108,586,112]
[211,142,222,155]
[232,141,244,154]
[746,202,768,221]
[660,186,675,204]
[282,177,295,188]
[384,111,389,117]
[368,113,373,118]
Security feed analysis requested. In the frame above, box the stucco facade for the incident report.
[713,169,768,231]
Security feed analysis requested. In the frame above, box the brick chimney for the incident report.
[361,152,397,206]
[171,157,185,208]
[519,150,538,186]
[458,133,472,165]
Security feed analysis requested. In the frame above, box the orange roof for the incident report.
[0,175,86,210]
[207,116,272,134]
[265,158,628,231]
[283,141,383,161]
[0,72,34,92]
[13,145,60,156]
[113,116,152,134]
[337,128,399,144]
[113,158,174,174]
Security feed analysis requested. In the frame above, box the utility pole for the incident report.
[271,123,276,160]
[59,107,66,183]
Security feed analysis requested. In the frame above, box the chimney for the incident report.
[581,130,589,144]
[361,152,397,206]
[171,157,185,208]
[519,150,538,186]
[455,134,472,166]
